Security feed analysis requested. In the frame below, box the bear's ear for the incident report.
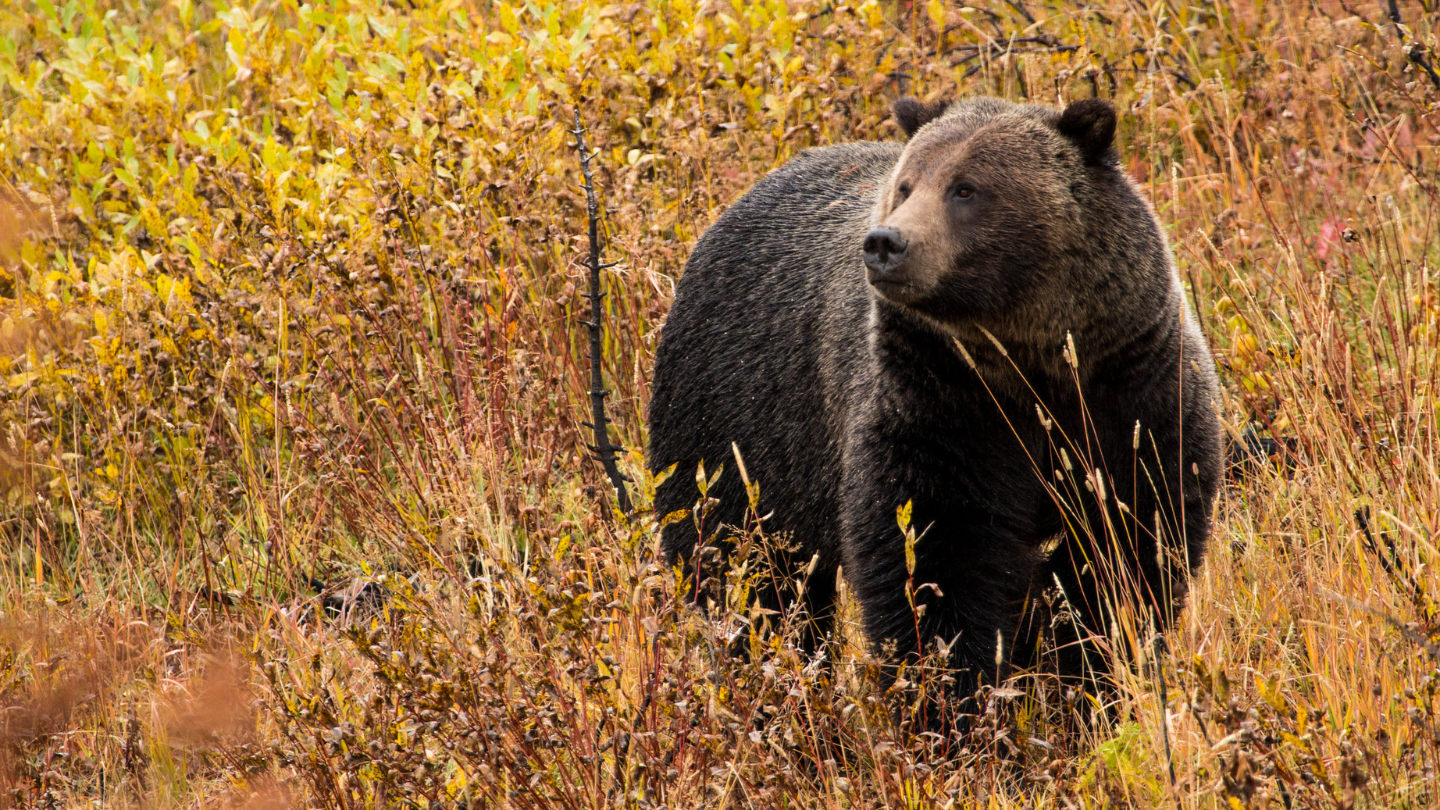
[892,97,951,139]
[1056,98,1118,166]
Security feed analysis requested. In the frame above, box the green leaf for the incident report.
[567,11,595,56]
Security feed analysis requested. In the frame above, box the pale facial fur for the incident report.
[865,98,1179,381]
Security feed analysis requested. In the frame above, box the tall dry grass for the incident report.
[0,0,1438,806]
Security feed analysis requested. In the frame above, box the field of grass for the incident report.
[1,0,1439,806]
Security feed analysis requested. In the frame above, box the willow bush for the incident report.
[1,0,1439,807]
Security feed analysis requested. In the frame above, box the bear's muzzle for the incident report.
[863,226,910,282]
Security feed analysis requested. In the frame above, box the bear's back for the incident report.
[675,141,901,301]
[649,142,901,563]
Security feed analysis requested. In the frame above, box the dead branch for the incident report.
[1385,0,1440,88]
[571,108,633,517]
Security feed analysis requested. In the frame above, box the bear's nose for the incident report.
[862,227,909,277]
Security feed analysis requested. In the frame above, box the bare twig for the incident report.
[1004,0,1035,25]
[1356,507,1429,618]
[1408,42,1440,89]
[571,108,633,517]
[1152,634,1181,810]
[1386,0,1404,39]
[1383,0,1440,88]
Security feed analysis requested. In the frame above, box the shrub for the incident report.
[1,0,1438,806]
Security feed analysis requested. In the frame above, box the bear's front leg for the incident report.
[1040,344,1222,694]
[840,446,1048,709]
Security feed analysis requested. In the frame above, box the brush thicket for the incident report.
[0,0,1437,806]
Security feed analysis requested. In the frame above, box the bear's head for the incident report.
[866,96,1155,342]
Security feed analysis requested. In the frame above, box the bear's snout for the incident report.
[862,226,909,281]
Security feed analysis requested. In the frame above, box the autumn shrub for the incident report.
[1,0,1439,806]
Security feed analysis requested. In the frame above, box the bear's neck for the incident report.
[945,320,1073,383]
[874,290,1184,397]
[870,300,1066,399]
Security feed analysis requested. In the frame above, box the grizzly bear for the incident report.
[647,96,1222,700]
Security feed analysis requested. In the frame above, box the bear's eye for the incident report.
[896,182,912,201]
[951,185,975,200]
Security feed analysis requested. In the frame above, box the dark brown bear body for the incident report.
[647,96,1222,699]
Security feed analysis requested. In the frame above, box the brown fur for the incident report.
[649,96,1223,709]
[872,99,1196,385]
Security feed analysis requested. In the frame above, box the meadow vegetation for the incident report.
[1,0,1439,806]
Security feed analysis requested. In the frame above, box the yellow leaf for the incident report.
[927,0,946,28]
[445,763,469,797]
[8,371,40,389]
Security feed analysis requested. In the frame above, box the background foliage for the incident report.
[1,0,1438,806]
